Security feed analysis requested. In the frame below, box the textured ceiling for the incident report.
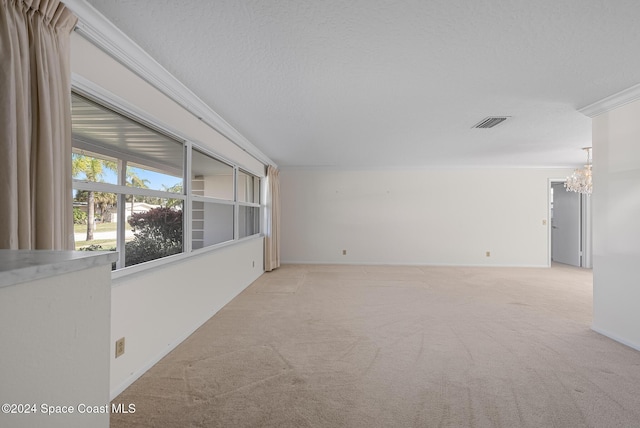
[83,0,640,168]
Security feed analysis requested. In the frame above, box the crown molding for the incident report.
[64,0,275,167]
[579,83,640,118]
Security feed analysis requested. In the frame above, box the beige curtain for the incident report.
[0,0,77,250]
[264,165,280,271]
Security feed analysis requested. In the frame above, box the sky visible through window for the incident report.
[127,167,182,192]
[86,167,182,192]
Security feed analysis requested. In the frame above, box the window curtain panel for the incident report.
[264,165,280,271]
[0,0,77,249]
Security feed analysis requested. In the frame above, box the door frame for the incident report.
[547,178,592,268]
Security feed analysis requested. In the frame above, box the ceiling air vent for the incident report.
[472,116,510,129]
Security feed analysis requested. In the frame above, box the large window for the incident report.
[237,169,261,238]
[71,92,262,271]
[191,148,235,249]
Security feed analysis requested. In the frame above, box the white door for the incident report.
[551,182,581,266]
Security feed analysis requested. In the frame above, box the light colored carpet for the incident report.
[110,264,640,427]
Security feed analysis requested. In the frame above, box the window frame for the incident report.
[71,77,265,278]
[189,145,236,251]
[236,168,262,240]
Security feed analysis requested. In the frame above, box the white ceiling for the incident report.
[82,0,640,168]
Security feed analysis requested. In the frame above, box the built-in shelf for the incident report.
[192,176,205,250]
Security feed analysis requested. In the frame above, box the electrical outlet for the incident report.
[115,337,125,358]
[542,219,547,225]
[486,251,491,257]
[342,250,347,255]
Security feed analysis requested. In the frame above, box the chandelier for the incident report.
[565,147,592,195]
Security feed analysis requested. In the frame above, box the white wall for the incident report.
[592,99,640,351]
[204,174,234,200]
[110,238,263,397]
[0,264,111,428]
[70,33,266,398]
[203,203,234,245]
[281,168,572,266]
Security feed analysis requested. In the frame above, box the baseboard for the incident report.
[591,325,640,353]
[281,260,550,268]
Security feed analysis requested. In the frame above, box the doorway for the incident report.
[549,179,592,268]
